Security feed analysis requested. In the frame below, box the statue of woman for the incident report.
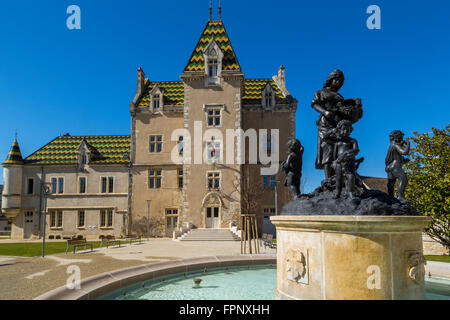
[311,70,345,179]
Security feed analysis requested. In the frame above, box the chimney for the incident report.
[278,65,286,89]
[137,67,145,96]
[273,65,289,96]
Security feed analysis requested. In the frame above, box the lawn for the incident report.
[425,255,450,263]
[0,241,103,257]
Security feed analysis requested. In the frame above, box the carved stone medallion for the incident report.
[407,252,426,284]
[286,248,309,284]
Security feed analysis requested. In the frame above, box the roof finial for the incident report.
[209,0,212,21]
[219,0,222,20]
[14,129,18,142]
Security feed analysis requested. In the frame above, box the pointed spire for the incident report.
[3,138,24,165]
[209,0,212,21]
[219,0,222,21]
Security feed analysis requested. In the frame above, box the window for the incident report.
[101,177,115,193]
[51,178,57,194]
[79,177,86,194]
[207,139,221,161]
[178,136,184,154]
[100,210,106,228]
[51,177,64,194]
[51,211,63,228]
[81,155,87,165]
[264,207,276,215]
[78,211,85,228]
[178,169,183,189]
[208,59,218,77]
[207,172,220,190]
[50,211,56,228]
[100,209,113,228]
[148,169,162,189]
[58,178,64,194]
[26,178,34,195]
[265,91,273,107]
[25,211,34,223]
[108,177,114,193]
[107,210,113,227]
[206,108,221,127]
[149,135,163,153]
[153,95,160,109]
[57,211,63,228]
[263,176,277,189]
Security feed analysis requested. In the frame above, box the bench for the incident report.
[66,238,94,254]
[100,236,121,249]
[125,235,142,245]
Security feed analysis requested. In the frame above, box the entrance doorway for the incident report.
[206,207,220,229]
[165,209,179,237]
[24,211,34,239]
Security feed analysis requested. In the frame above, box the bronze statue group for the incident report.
[283,70,410,204]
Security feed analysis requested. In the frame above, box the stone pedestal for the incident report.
[270,216,430,300]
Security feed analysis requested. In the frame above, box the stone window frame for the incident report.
[207,170,221,191]
[50,177,65,194]
[149,135,164,154]
[263,207,276,215]
[262,175,277,189]
[203,40,224,87]
[204,104,224,128]
[100,209,114,229]
[24,209,35,224]
[148,168,163,189]
[50,210,63,229]
[78,210,86,229]
[165,208,179,234]
[149,86,164,112]
[177,168,183,189]
[25,177,34,195]
[100,176,115,194]
[261,83,276,108]
[78,176,87,194]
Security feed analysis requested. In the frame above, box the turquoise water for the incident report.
[98,265,450,300]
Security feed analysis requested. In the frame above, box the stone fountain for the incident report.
[271,70,429,300]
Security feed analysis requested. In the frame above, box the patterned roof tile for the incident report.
[24,135,130,165]
[3,140,24,165]
[184,21,241,72]
[139,81,184,107]
[242,79,287,105]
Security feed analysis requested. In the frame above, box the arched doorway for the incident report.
[202,192,223,229]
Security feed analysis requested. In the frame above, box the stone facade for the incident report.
[2,19,297,239]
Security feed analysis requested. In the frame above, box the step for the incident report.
[179,229,240,242]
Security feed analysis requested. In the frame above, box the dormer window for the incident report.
[262,83,276,108]
[150,86,163,112]
[204,40,223,87]
[208,59,218,77]
[81,155,87,165]
[153,95,160,109]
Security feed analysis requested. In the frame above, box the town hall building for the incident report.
[2,16,297,240]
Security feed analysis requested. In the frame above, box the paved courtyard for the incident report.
[0,239,276,300]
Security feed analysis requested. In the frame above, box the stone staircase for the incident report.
[179,229,240,242]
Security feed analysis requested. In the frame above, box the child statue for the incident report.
[331,120,360,199]
[385,130,411,202]
[282,139,304,199]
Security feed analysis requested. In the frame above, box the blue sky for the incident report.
[0,0,449,192]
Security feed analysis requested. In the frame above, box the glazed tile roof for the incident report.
[3,140,24,165]
[139,81,184,106]
[24,135,130,165]
[138,79,286,107]
[184,20,241,72]
[242,79,287,105]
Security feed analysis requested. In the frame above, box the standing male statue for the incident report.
[385,130,411,202]
[282,139,304,199]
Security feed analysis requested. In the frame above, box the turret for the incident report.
[2,139,24,220]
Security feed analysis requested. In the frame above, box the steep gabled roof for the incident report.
[24,135,130,165]
[3,140,24,165]
[242,79,288,105]
[184,20,241,72]
[139,81,184,106]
